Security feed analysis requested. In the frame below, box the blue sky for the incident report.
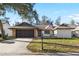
[34,3,79,24]
[4,3,79,25]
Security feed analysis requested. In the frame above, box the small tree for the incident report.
[47,18,53,25]
[55,16,61,25]
[40,16,49,25]
[70,19,75,25]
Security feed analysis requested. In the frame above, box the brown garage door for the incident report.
[16,29,34,38]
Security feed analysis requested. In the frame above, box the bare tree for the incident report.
[55,16,61,25]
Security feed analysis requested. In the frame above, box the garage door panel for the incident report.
[16,29,34,38]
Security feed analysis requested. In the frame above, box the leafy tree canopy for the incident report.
[0,3,35,19]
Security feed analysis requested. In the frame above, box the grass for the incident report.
[27,38,79,53]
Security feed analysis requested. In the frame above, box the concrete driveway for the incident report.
[0,38,33,55]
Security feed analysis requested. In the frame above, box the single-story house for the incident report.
[9,22,55,38]
[0,20,12,37]
[54,24,75,38]
[9,22,38,38]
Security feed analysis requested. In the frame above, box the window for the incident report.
[44,30,50,34]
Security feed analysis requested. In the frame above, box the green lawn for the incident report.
[27,38,79,53]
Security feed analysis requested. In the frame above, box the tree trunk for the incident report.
[0,20,5,39]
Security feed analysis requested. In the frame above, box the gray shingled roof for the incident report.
[54,24,75,29]
[35,25,55,30]
[10,22,37,29]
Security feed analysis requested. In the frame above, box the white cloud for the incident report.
[58,14,79,24]
[68,15,73,18]
[66,14,79,20]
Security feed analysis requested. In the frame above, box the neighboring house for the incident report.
[35,25,55,38]
[54,24,75,38]
[0,20,12,37]
[10,22,55,38]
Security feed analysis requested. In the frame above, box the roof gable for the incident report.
[10,22,37,29]
[16,22,34,27]
[54,23,75,29]
[54,26,75,29]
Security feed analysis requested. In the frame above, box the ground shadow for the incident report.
[0,40,15,44]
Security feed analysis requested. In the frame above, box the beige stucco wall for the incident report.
[3,23,12,36]
[0,23,12,36]
[12,29,16,38]
[34,29,38,38]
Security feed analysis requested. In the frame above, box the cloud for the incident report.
[59,14,79,23]
[53,10,68,15]
[67,14,79,20]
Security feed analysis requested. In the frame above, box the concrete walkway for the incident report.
[1,38,79,56]
[0,38,33,55]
